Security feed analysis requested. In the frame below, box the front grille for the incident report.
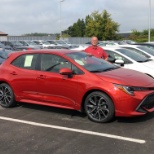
[143,104,154,109]
[142,94,154,109]
[136,93,154,113]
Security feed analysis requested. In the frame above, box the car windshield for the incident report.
[145,45,154,50]
[33,41,40,45]
[137,46,154,56]
[66,52,119,72]
[116,48,149,62]
[56,41,66,45]
[48,41,56,44]
[20,41,28,46]
[42,41,51,45]
[64,40,71,44]
[26,41,37,45]
[11,41,23,46]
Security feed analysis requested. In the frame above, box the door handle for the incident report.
[10,71,17,75]
[38,75,46,79]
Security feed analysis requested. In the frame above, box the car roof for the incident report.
[119,44,140,47]
[103,46,123,50]
[7,49,79,57]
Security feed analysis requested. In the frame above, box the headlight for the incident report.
[114,84,150,96]
[114,84,135,95]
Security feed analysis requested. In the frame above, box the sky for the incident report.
[0,0,154,35]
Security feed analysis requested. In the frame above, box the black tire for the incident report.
[84,91,115,123]
[0,83,16,108]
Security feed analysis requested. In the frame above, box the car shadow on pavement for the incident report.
[16,103,154,123]
[17,103,87,118]
[116,113,154,123]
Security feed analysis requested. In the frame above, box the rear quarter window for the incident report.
[11,54,38,70]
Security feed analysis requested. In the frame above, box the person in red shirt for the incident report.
[84,36,108,60]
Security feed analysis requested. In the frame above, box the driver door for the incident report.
[36,53,80,109]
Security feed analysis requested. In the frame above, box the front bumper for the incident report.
[112,89,154,117]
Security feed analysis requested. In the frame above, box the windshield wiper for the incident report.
[137,61,144,63]
[137,59,151,62]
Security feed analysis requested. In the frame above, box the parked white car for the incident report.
[103,46,154,78]
[119,44,154,60]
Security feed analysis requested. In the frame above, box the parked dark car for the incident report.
[0,42,13,50]
[0,49,13,64]
[19,40,43,49]
[0,41,37,51]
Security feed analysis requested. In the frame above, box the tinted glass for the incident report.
[40,54,83,74]
[116,48,148,62]
[66,52,119,72]
[122,47,150,58]
[105,50,132,64]
[11,54,38,70]
[137,46,154,56]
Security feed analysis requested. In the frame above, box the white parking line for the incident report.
[0,116,146,144]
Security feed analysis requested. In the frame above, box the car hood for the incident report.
[95,68,154,86]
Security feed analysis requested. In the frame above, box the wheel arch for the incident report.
[80,89,114,112]
[0,81,12,88]
[0,81,16,99]
[0,81,16,107]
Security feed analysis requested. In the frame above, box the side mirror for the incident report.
[59,68,73,77]
[115,59,124,66]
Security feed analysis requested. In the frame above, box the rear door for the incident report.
[9,53,39,100]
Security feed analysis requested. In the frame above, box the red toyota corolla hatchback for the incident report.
[1,49,154,123]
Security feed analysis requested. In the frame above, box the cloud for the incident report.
[0,0,153,35]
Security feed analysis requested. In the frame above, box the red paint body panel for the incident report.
[1,49,154,118]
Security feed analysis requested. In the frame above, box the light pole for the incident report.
[148,0,151,42]
[60,0,64,39]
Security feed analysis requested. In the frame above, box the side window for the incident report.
[105,50,116,63]
[113,52,132,64]
[11,54,38,70]
[41,54,83,74]
[72,65,83,75]
[105,50,132,64]
[41,54,54,71]
[41,54,69,72]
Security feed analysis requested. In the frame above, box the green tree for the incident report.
[22,33,52,36]
[129,29,141,41]
[64,19,85,37]
[85,10,119,40]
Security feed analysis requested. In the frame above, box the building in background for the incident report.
[0,31,8,41]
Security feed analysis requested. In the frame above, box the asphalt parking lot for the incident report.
[0,103,154,154]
